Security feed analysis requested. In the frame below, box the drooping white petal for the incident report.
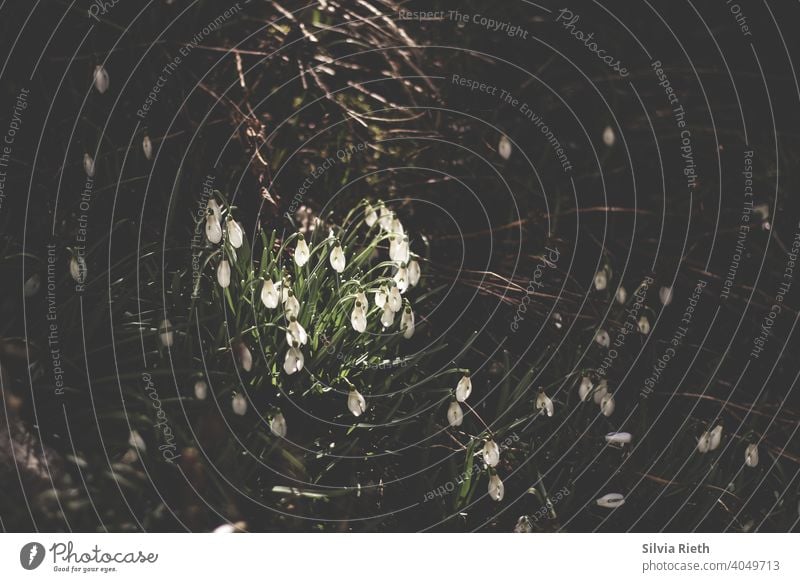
[482,439,500,467]
[400,306,415,339]
[394,265,409,293]
[447,401,463,427]
[286,320,308,346]
[347,389,366,417]
[380,303,395,328]
[261,279,280,309]
[378,206,392,231]
[498,135,512,160]
[638,315,650,335]
[232,393,247,415]
[745,444,759,468]
[488,473,505,501]
[69,255,87,284]
[596,493,625,509]
[514,516,533,533]
[93,65,109,93]
[595,329,610,348]
[205,215,222,244]
[235,341,252,372]
[594,270,608,291]
[456,375,472,403]
[356,291,368,311]
[375,285,388,309]
[709,425,723,450]
[207,199,222,222]
[217,259,231,288]
[83,153,95,177]
[600,394,615,417]
[351,303,367,333]
[159,318,174,347]
[579,376,593,402]
[389,237,410,264]
[593,379,609,404]
[295,236,310,266]
[697,431,711,453]
[602,125,616,147]
[407,259,421,287]
[142,135,153,160]
[284,295,300,319]
[128,430,146,451]
[659,286,673,305]
[388,287,402,312]
[365,203,378,227]
[330,244,346,273]
[536,391,554,417]
[605,432,632,446]
[270,413,287,438]
[194,379,208,400]
[390,217,404,237]
[616,286,627,304]
[283,346,304,374]
[226,218,244,248]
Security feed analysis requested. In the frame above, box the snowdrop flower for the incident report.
[205,214,223,244]
[408,259,421,287]
[380,303,395,328]
[226,218,243,249]
[234,341,253,372]
[390,217,404,237]
[159,318,174,347]
[261,279,280,309]
[659,286,673,306]
[70,255,87,283]
[286,318,308,346]
[83,153,95,177]
[375,285,389,309]
[593,379,609,404]
[709,425,723,450]
[638,315,650,335]
[455,375,472,403]
[745,444,759,468]
[447,401,464,427]
[595,329,610,348]
[194,379,208,400]
[270,413,287,438]
[142,134,153,160]
[347,388,367,417]
[602,125,616,147]
[596,493,625,509]
[536,390,554,417]
[364,202,378,227]
[294,234,310,266]
[330,242,346,273]
[351,301,367,333]
[697,431,712,454]
[388,285,403,312]
[482,439,500,467]
[128,430,146,452]
[600,394,615,417]
[378,205,392,231]
[283,345,304,375]
[488,473,505,501]
[400,305,415,339]
[232,393,247,415]
[514,516,533,533]
[284,293,300,319]
[93,65,109,93]
[207,199,222,222]
[498,135,512,160]
[594,269,608,291]
[616,286,627,304]
[390,236,410,264]
[356,291,368,310]
[394,264,409,293]
[217,259,231,288]
[213,523,237,534]
[605,432,632,446]
[579,376,593,402]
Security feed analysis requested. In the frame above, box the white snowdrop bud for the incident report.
[400,306,415,339]
[596,493,625,509]
[270,413,287,438]
[745,444,759,468]
[536,390,554,417]
[347,389,366,417]
[159,318,174,347]
[595,329,610,348]
[234,341,252,372]
[286,319,308,346]
[283,346,304,375]
[194,379,208,400]
[659,286,673,306]
[593,379,609,404]
[364,202,378,227]
[637,315,650,335]
[284,294,300,319]
[388,286,403,311]
[605,432,632,446]
[498,135,512,160]
[375,285,388,309]
[390,236,410,264]
[128,430,146,451]
[709,425,723,451]
[616,286,627,304]
[488,473,505,501]
[380,302,395,328]
[226,218,243,249]
[232,393,247,415]
[447,401,464,427]
[594,270,608,291]
[482,439,500,467]
[378,206,392,231]
[142,134,153,160]
[514,516,533,533]
[93,65,109,93]
[294,235,310,266]
[217,259,231,288]
[351,302,367,333]
[330,242,346,273]
[261,279,280,309]
[600,394,615,417]
[205,215,222,244]
[602,125,616,147]
[83,152,96,177]
[579,376,593,402]
[24,273,41,297]
[394,264,409,293]
[408,259,421,287]
[697,431,711,454]
[456,375,472,403]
